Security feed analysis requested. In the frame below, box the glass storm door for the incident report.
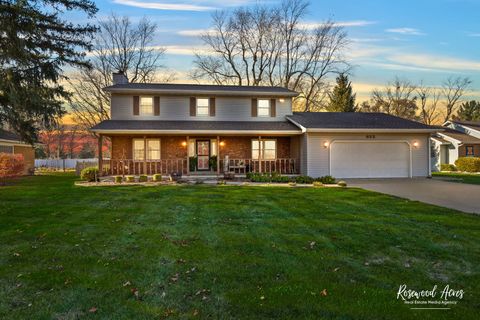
[196,140,210,170]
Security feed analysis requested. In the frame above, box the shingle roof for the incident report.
[439,128,480,144]
[91,120,301,133]
[104,83,298,97]
[450,120,480,131]
[287,112,439,131]
[0,129,22,142]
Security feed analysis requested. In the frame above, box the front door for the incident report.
[196,140,210,170]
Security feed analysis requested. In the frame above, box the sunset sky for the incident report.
[69,0,480,101]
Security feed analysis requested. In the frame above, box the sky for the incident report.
[72,0,480,101]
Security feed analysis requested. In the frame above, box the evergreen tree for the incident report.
[456,100,480,121]
[327,73,357,112]
[0,0,97,143]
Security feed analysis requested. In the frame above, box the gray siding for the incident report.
[111,94,292,121]
[304,133,430,178]
[447,123,480,139]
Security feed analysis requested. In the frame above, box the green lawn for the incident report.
[0,174,479,319]
[432,172,480,185]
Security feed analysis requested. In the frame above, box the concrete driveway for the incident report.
[347,178,480,214]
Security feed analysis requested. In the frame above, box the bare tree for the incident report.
[441,76,472,122]
[417,84,440,125]
[69,14,171,133]
[192,0,349,111]
[369,78,418,120]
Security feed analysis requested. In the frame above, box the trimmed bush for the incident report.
[153,174,162,182]
[209,155,217,171]
[440,164,457,172]
[139,175,148,182]
[114,176,123,183]
[313,181,323,187]
[80,167,99,182]
[247,172,291,183]
[126,176,135,183]
[337,180,347,187]
[454,157,480,173]
[295,175,314,184]
[316,175,336,184]
[189,156,197,172]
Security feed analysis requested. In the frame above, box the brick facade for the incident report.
[458,144,480,158]
[109,135,294,160]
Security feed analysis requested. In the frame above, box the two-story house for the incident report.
[431,120,480,171]
[91,72,438,179]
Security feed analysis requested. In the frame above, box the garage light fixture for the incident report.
[279,98,285,103]
[323,141,329,148]
[413,141,419,148]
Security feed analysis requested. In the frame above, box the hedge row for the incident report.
[246,172,336,184]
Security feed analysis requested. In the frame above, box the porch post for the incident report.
[216,135,220,175]
[98,134,103,176]
[143,136,147,174]
[186,135,190,175]
[258,135,262,173]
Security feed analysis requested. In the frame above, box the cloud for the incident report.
[177,29,214,37]
[385,27,426,36]
[112,0,215,11]
[467,33,480,37]
[300,20,376,30]
[387,53,480,71]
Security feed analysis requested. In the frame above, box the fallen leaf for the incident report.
[260,296,265,300]
[123,281,131,287]
[89,307,97,313]
[13,252,20,257]
[333,267,340,272]
[320,289,328,296]
[193,309,199,316]
[170,273,179,282]
[131,288,139,299]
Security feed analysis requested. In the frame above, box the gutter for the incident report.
[89,129,303,136]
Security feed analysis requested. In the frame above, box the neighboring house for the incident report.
[0,129,35,175]
[90,72,438,179]
[431,120,480,171]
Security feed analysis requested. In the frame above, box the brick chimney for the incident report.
[112,71,128,85]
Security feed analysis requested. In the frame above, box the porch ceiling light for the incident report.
[181,141,187,147]
[220,141,226,147]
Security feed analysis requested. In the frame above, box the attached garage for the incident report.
[330,141,410,178]
[287,112,440,179]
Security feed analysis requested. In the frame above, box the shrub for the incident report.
[80,167,99,182]
[337,180,347,187]
[189,156,197,172]
[295,175,314,184]
[0,153,24,183]
[316,175,336,184]
[247,172,291,183]
[153,174,162,182]
[126,176,135,183]
[440,164,457,172]
[209,155,217,171]
[114,176,123,183]
[313,181,323,187]
[139,175,148,182]
[454,157,480,172]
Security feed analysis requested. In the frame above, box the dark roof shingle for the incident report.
[0,129,22,142]
[91,120,301,132]
[287,112,438,130]
[104,83,298,97]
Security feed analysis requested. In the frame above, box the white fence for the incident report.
[35,158,98,171]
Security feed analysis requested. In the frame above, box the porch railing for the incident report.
[102,159,187,176]
[221,158,298,175]
[102,158,298,176]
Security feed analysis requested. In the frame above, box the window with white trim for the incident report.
[0,145,13,153]
[140,97,154,115]
[196,98,209,116]
[133,139,161,160]
[257,99,270,117]
[252,139,276,160]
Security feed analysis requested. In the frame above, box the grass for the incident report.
[0,173,479,319]
[432,172,480,185]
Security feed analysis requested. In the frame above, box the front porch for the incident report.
[98,135,300,176]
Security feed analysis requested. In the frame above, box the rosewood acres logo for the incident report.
[396,284,464,310]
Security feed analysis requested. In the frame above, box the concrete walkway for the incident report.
[347,178,480,214]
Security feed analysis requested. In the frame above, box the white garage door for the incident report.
[331,141,410,178]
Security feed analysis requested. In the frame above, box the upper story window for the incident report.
[196,98,210,116]
[257,99,271,117]
[466,146,474,157]
[140,97,154,115]
[0,145,13,153]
